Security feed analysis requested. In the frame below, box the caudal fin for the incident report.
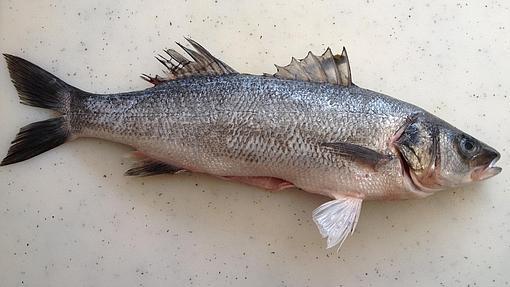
[3,54,75,113]
[1,54,79,166]
[0,118,70,166]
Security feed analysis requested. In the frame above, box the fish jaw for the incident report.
[471,153,502,181]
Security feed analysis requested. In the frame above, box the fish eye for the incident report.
[459,136,479,157]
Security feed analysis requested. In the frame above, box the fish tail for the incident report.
[1,118,70,166]
[3,54,76,113]
[1,54,79,166]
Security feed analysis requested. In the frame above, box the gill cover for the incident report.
[393,115,441,191]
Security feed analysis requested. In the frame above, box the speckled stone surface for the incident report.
[0,1,509,286]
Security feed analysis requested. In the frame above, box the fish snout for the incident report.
[471,146,502,181]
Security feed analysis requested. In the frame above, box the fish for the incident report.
[1,38,502,249]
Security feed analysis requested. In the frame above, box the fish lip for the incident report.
[471,154,502,181]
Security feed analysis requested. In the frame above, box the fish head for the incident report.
[436,124,501,185]
[394,114,501,193]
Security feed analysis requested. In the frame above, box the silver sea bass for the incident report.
[1,39,502,249]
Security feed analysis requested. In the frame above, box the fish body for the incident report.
[73,75,419,200]
[1,39,501,249]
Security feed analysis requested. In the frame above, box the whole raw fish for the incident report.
[1,38,501,249]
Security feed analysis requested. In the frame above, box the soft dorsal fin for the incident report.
[272,47,352,86]
[142,38,238,85]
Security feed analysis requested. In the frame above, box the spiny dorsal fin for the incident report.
[273,47,352,86]
[142,38,237,85]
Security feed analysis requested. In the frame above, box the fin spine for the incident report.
[143,38,237,85]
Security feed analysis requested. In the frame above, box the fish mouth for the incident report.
[471,153,502,181]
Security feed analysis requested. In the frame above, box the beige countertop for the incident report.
[0,0,509,286]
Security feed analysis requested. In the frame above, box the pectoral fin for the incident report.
[312,196,363,249]
[321,142,392,170]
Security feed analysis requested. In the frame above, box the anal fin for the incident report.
[312,196,363,250]
[222,176,294,191]
[124,152,183,176]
